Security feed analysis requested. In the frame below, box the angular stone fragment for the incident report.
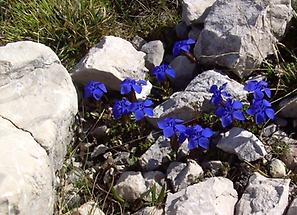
[0,117,53,215]
[195,0,292,78]
[149,70,247,126]
[182,0,216,25]
[133,206,163,215]
[141,40,164,70]
[114,171,147,202]
[217,127,267,161]
[165,177,238,215]
[166,160,203,192]
[269,158,286,178]
[72,201,105,215]
[235,173,290,215]
[140,136,171,171]
[72,36,148,92]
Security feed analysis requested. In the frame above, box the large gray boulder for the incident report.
[141,40,164,70]
[0,41,78,214]
[149,70,247,126]
[195,0,292,78]
[235,173,290,215]
[0,41,78,170]
[165,177,238,215]
[0,117,53,215]
[72,36,149,92]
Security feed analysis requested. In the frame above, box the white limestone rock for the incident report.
[133,206,163,215]
[140,136,171,171]
[0,41,78,170]
[166,160,204,192]
[72,36,148,92]
[72,201,105,215]
[0,117,53,215]
[269,158,286,178]
[114,171,147,202]
[149,70,247,126]
[235,173,290,215]
[165,177,238,215]
[141,40,164,70]
[182,0,216,25]
[217,127,267,161]
[195,0,293,78]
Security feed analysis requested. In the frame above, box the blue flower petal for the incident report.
[233,110,245,121]
[144,108,154,116]
[134,110,145,121]
[265,108,275,120]
[163,127,175,138]
[202,128,213,138]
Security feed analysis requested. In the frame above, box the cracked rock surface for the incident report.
[0,41,78,214]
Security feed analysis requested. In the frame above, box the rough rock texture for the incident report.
[169,56,196,89]
[269,158,286,178]
[72,36,148,92]
[235,173,290,215]
[279,95,297,118]
[182,0,216,25]
[140,136,171,171]
[287,197,297,215]
[141,40,164,70]
[149,70,247,126]
[195,0,293,78]
[114,171,147,202]
[0,41,78,170]
[166,160,204,192]
[165,177,238,215]
[175,22,189,39]
[72,201,105,215]
[217,127,267,161]
[133,206,163,215]
[188,25,203,40]
[0,117,53,214]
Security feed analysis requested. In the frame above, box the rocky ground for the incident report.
[1,0,297,215]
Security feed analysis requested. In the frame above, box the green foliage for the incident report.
[0,0,179,70]
[142,183,167,207]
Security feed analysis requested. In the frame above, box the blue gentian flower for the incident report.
[215,98,245,127]
[210,83,230,106]
[151,64,176,82]
[120,78,147,95]
[246,99,275,124]
[130,100,154,121]
[84,81,107,101]
[112,99,132,119]
[179,125,213,150]
[157,117,186,138]
[172,39,196,57]
[244,80,271,99]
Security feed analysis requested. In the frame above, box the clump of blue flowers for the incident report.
[84,81,107,101]
[151,64,176,82]
[210,80,275,127]
[112,99,132,119]
[157,117,186,138]
[179,125,213,150]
